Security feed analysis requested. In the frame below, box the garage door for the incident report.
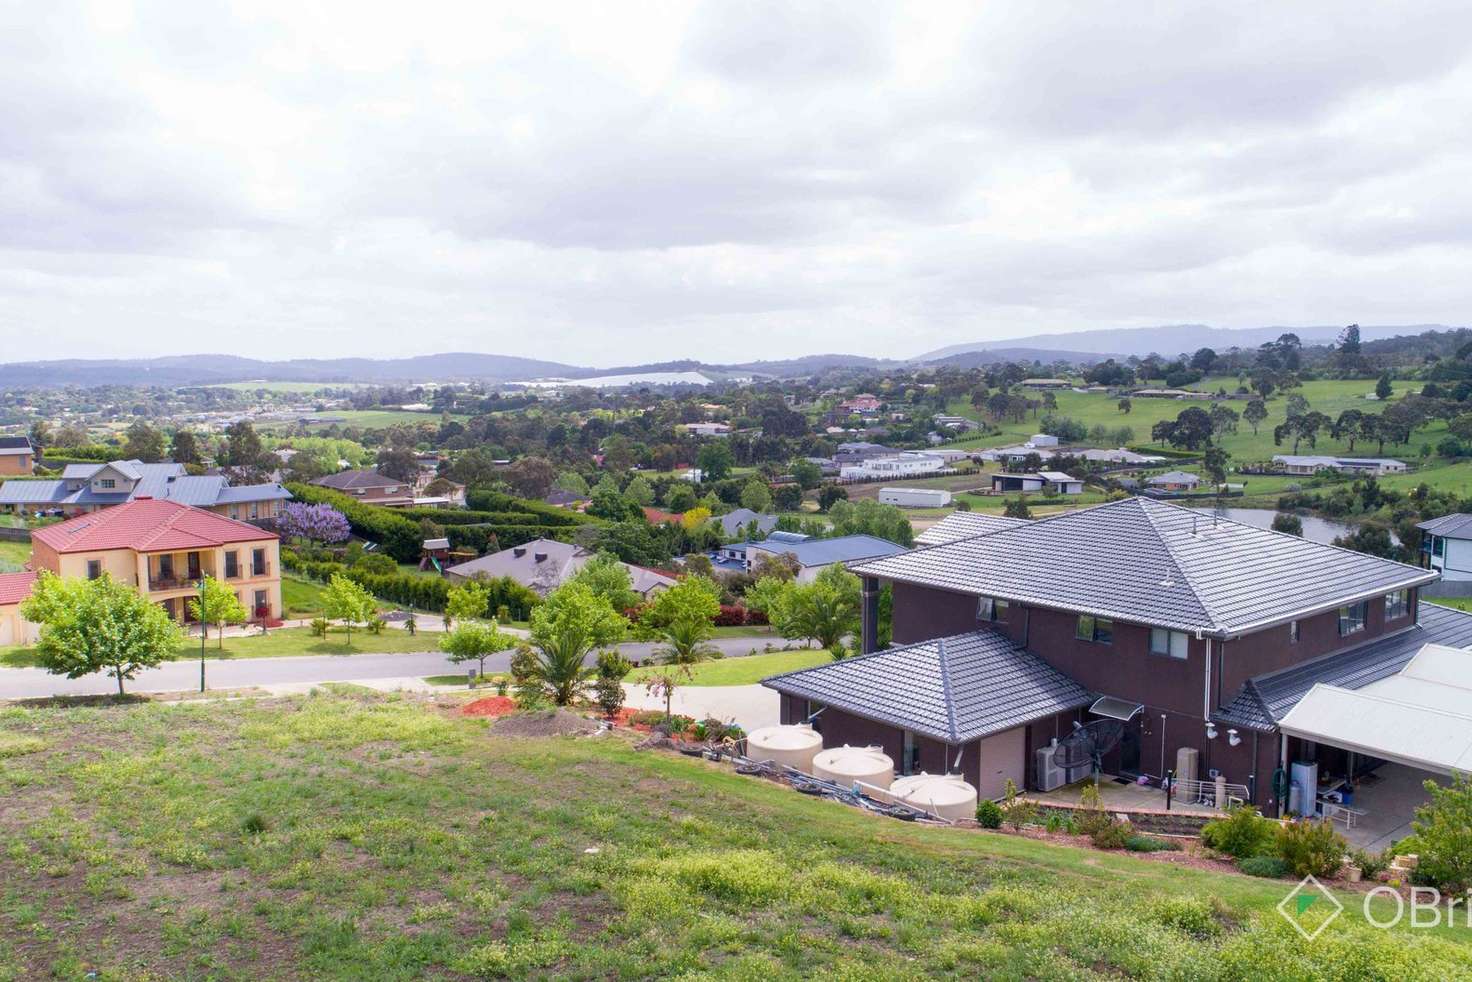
[975,727,1027,801]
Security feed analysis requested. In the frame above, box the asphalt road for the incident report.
[0,637,773,700]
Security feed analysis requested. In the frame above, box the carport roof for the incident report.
[1279,679,1472,776]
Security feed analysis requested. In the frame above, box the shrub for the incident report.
[714,604,748,626]
[1200,805,1276,859]
[1000,778,1038,828]
[241,813,270,835]
[1237,855,1289,878]
[309,618,330,638]
[629,710,666,727]
[1275,818,1347,878]
[1411,774,1472,892]
[1074,784,1111,837]
[1147,895,1222,939]
[1125,834,1182,853]
[366,617,386,635]
[1348,847,1390,880]
[975,800,1003,829]
[1091,820,1133,850]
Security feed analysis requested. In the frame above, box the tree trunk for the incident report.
[218,621,225,649]
[116,670,125,697]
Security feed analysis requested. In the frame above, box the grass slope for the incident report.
[626,648,828,686]
[0,692,1465,979]
[0,625,437,668]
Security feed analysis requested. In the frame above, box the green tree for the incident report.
[1271,512,1303,536]
[624,474,654,506]
[664,483,698,512]
[170,429,201,465]
[641,575,721,632]
[594,650,633,718]
[790,459,822,490]
[1201,445,1229,487]
[1375,371,1394,400]
[553,470,589,495]
[566,552,640,613]
[1412,774,1472,892]
[439,620,518,679]
[1117,397,1132,415]
[123,420,166,462]
[446,580,491,623]
[20,571,183,696]
[740,479,772,513]
[696,441,735,481]
[758,565,861,650]
[1243,399,1268,435]
[1003,496,1032,519]
[521,582,628,705]
[321,574,376,646]
[222,421,264,467]
[187,576,249,649]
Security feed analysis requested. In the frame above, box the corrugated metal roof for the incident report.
[853,497,1436,637]
[914,512,1030,546]
[1216,603,1472,732]
[0,480,67,504]
[762,629,1093,743]
[1417,513,1472,538]
[746,534,906,568]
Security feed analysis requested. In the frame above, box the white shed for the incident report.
[878,487,952,508]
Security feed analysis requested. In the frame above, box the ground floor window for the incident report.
[902,730,920,775]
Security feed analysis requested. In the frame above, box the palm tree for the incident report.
[656,615,719,667]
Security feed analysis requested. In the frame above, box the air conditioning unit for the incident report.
[1035,745,1064,792]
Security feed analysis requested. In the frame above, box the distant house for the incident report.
[1028,434,1059,448]
[1146,471,1201,492]
[716,508,778,539]
[444,538,675,598]
[1020,378,1071,389]
[0,459,290,521]
[990,471,1083,495]
[1417,513,1472,583]
[743,533,907,583]
[914,511,1030,546]
[932,414,979,432]
[414,476,466,509]
[1079,447,1166,466]
[839,452,950,480]
[833,442,895,465]
[543,489,590,510]
[1132,388,1211,400]
[0,437,36,476]
[684,422,731,438]
[840,394,883,413]
[311,469,415,507]
[1273,455,1407,477]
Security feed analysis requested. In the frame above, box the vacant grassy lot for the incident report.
[0,692,1466,980]
[0,626,437,668]
[626,648,827,686]
[0,541,27,573]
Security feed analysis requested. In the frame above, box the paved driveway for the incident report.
[0,637,770,700]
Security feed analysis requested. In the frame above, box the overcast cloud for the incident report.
[2,1,1471,366]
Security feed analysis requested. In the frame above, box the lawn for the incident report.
[0,625,437,668]
[626,648,830,685]
[1427,596,1472,613]
[0,692,1466,979]
[281,575,328,616]
[0,541,27,573]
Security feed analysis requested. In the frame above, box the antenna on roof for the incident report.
[1192,514,1198,535]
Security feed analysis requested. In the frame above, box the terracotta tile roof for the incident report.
[30,498,278,554]
[0,570,37,606]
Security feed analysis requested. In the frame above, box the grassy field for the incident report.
[626,648,827,685]
[0,692,1465,979]
[0,625,437,668]
[0,541,27,573]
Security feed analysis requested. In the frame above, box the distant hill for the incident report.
[913,324,1461,362]
[0,352,583,388]
[920,347,1114,368]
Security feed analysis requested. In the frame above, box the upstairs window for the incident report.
[1385,589,1409,620]
[99,479,115,489]
[1433,536,1445,557]
[1338,600,1368,636]
[1077,616,1112,644]
[1150,628,1189,660]
[977,597,1009,622]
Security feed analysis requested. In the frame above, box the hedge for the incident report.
[285,555,539,619]
[465,489,597,527]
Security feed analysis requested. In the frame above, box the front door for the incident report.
[1119,723,1142,777]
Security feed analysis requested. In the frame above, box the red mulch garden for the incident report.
[460,696,518,718]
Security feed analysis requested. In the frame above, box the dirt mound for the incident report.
[461,696,517,718]
[490,709,601,737]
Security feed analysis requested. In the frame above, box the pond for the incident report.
[1186,506,1391,546]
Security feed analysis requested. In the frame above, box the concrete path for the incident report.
[0,636,765,700]
[620,682,779,731]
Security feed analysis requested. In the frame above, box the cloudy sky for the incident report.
[3,2,1472,367]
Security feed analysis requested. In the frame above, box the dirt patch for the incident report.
[490,709,601,737]
[461,696,518,718]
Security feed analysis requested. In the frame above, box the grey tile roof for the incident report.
[914,511,1030,546]
[1417,513,1472,538]
[0,465,289,509]
[852,497,1437,637]
[1216,603,1472,732]
[718,508,779,538]
[746,533,906,569]
[762,630,1093,744]
[313,469,401,490]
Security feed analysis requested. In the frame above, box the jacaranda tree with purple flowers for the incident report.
[278,501,351,544]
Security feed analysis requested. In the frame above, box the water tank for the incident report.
[890,772,979,821]
[746,724,823,772]
[812,745,894,790]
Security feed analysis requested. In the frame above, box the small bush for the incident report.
[1091,820,1133,850]
[241,813,270,836]
[1200,805,1276,859]
[1148,895,1222,939]
[1125,834,1182,853]
[1000,778,1038,828]
[1238,855,1289,878]
[975,800,1003,829]
[1348,847,1389,879]
[366,617,386,635]
[1276,818,1346,878]
[1074,784,1111,837]
[309,618,330,638]
[629,710,666,727]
